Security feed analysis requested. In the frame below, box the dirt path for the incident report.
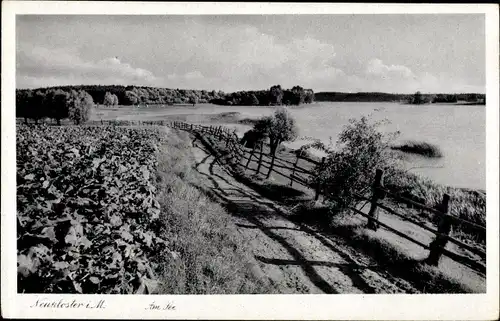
[188,134,417,294]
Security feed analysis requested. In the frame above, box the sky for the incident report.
[16,14,485,93]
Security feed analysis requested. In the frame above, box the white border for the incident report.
[2,2,499,320]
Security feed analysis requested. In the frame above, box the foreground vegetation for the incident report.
[16,124,273,294]
[17,125,165,293]
[153,129,275,294]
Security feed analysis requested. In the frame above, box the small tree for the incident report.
[188,95,198,106]
[251,93,260,105]
[291,85,306,105]
[252,107,298,178]
[313,116,400,209]
[68,90,94,125]
[45,89,70,125]
[304,89,314,104]
[412,91,423,104]
[103,91,119,106]
[30,91,48,124]
[124,90,139,105]
[269,85,284,105]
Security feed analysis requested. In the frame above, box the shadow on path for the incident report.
[189,132,378,294]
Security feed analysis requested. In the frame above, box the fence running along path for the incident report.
[90,119,486,275]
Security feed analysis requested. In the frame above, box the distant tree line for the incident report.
[315,91,485,104]
[19,85,226,107]
[17,84,314,109]
[16,88,95,125]
[211,85,314,106]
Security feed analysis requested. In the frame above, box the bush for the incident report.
[391,140,443,158]
[313,116,400,209]
[68,90,94,124]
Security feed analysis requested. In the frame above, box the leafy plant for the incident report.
[16,125,171,294]
[312,116,400,209]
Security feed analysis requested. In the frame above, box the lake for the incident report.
[94,102,485,190]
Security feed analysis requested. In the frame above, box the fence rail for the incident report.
[100,120,485,275]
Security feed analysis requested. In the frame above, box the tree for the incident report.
[304,89,314,103]
[188,95,198,106]
[252,107,298,178]
[412,91,423,104]
[291,86,306,105]
[16,89,33,124]
[103,91,119,106]
[45,89,70,125]
[251,93,260,105]
[269,85,284,105]
[68,90,94,125]
[30,91,47,124]
[124,90,139,105]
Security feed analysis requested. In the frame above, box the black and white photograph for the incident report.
[2,2,499,320]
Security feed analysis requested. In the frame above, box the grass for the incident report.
[384,168,486,246]
[152,128,276,294]
[391,140,443,158]
[289,202,481,293]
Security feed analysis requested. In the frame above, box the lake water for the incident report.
[95,102,485,190]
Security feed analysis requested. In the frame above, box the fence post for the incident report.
[314,157,326,201]
[426,194,452,266]
[366,169,384,230]
[256,141,264,174]
[290,155,300,187]
[245,144,256,169]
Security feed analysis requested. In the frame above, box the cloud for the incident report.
[17,45,159,88]
[162,25,339,90]
[366,58,415,79]
[16,34,483,94]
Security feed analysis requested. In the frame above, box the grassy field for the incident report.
[153,128,276,294]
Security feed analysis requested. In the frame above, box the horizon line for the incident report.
[15,84,486,96]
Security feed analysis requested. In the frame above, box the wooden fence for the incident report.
[171,121,325,198]
[91,120,486,274]
[350,169,486,274]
